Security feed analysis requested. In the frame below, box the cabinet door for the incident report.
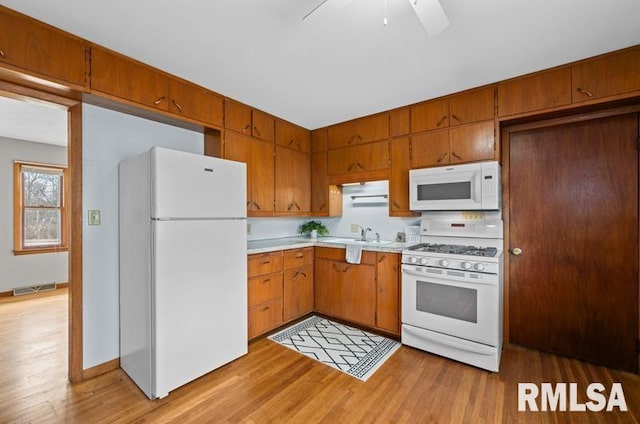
[314,258,342,317]
[311,151,329,214]
[327,120,357,149]
[283,265,314,322]
[353,113,390,144]
[411,98,449,133]
[275,146,310,214]
[311,128,328,152]
[223,131,252,211]
[91,46,169,111]
[449,120,495,164]
[248,299,283,339]
[376,253,399,335]
[572,47,640,103]
[252,109,275,142]
[224,100,252,134]
[248,272,283,307]
[497,68,571,116]
[390,107,411,137]
[327,146,355,175]
[0,9,88,87]
[276,119,311,152]
[389,137,412,215]
[449,87,495,126]
[168,79,223,127]
[353,140,389,173]
[411,129,450,168]
[341,263,376,327]
[250,139,275,215]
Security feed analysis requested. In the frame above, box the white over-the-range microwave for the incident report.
[409,161,501,211]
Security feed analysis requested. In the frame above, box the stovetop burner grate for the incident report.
[408,243,498,257]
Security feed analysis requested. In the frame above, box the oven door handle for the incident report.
[403,325,496,355]
[401,266,496,286]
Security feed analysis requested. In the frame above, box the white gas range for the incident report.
[401,213,504,372]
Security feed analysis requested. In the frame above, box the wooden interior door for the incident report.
[508,113,639,372]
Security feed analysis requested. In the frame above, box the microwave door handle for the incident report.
[475,172,482,202]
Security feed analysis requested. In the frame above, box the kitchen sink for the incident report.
[321,237,394,245]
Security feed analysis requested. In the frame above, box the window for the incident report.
[14,161,67,254]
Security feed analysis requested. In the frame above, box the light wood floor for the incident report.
[1,290,638,423]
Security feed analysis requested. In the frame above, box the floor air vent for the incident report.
[13,283,57,296]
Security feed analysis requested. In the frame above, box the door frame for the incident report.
[500,104,640,371]
[0,80,84,382]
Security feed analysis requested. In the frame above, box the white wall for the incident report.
[82,104,203,369]
[247,181,420,242]
[324,181,420,241]
[0,137,68,292]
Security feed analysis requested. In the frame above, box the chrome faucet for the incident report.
[375,232,381,243]
[358,225,371,241]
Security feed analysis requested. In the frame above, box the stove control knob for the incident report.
[474,263,486,272]
[420,258,428,265]
[410,257,418,264]
[440,259,450,267]
[462,262,472,270]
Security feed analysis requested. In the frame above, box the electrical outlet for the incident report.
[351,224,360,233]
[88,210,101,225]
[247,223,252,234]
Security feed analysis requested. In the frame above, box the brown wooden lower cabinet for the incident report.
[314,247,400,335]
[248,299,283,339]
[248,246,400,339]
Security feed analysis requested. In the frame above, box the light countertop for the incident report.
[247,236,415,255]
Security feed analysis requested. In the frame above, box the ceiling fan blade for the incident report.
[408,0,450,35]
[303,0,354,22]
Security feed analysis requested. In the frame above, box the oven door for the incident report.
[401,264,499,347]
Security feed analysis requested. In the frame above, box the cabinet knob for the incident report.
[511,247,523,256]
[451,152,463,161]
[451,114,462,123]
[437,152,447,163]
[153,96,166,105]
[436,115,448,127]
[253,126,261,137]
[253,201,261,210]
[0,49,6,58]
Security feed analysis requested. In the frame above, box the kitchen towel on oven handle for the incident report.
[345,242,362,264]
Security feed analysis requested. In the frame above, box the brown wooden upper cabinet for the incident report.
[411,98,450,133]
[327,113,389,149]
[389,107,411,137]
[275,146,311,215]
[91,46,223,126]
[497,68,572,117]
[411,87,494,133]
[168,79,223,127]
[328,140,389,176]
[224,131,274,216]
[411,121,495,168]
[0,7,88,87]
[91,46,169,111]
[572,47,640,103]
[275,119,310,152]
[311,128,328,152]
[224,100,275,142]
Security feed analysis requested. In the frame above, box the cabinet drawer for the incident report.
[248,299,283,339]
[283,248,313,269]
[248,272,283,307]
[248,251,283,277]
[314,247,376,264]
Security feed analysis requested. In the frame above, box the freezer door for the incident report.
[151,147,246,219]
[152,219,247,398]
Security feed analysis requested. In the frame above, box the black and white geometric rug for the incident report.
[268,315,400,381]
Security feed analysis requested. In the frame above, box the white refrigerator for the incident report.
[119,146,247,399]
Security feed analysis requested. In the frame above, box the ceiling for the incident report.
[1,0,639,130]
[0,96,67,146]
